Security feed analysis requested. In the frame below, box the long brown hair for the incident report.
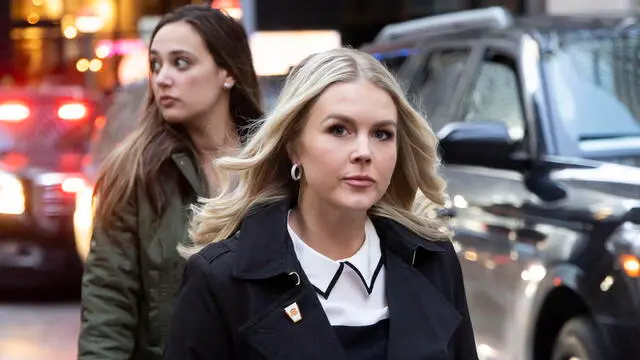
[94,4,262,226]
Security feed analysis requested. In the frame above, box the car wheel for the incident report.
[551,317,606,360]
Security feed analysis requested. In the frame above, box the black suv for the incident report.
[363,7,640,360]
[0,86,104,288]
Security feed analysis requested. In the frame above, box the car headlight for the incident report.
[74,185,96,262]
[608,222,640,278]
[0,170,25,215]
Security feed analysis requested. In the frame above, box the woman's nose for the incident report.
[154,68,173,87]
[350,136,373,164]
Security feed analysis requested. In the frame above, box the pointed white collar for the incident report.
[288,213,383,298]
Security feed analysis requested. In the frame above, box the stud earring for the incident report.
[224,82,233,89]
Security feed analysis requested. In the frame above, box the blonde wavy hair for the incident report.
[180,47,450,258]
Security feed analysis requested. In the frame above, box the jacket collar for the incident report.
[232,200,299,280]
[171,152,206,197]
[234,199,461,360]
[232,199,447,281]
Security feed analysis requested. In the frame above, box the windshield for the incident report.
[543,37,640,140]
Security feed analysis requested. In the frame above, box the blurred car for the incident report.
[0,85,105,288]
[363,7,640,360]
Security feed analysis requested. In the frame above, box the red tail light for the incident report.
[57,102,88,121]
[0,102,30,122]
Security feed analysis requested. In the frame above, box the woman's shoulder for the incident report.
[179,236,242,310]
[188,233,240,277]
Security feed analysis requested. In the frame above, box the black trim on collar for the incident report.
[346,257,385,295]
[313,263,344,299]
[313,256,385,299]
[232,199,449,281]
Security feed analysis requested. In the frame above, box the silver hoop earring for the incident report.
[290,163,302,181]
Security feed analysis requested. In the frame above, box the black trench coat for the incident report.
[164,200,479,360]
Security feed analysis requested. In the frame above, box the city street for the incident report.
[1,0,639,359]
[0,296,79,360]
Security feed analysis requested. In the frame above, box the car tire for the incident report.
[551,317,606,360]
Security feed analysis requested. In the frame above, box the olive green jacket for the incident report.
[78,152,206,360]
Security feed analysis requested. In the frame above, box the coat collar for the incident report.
[234,199,461,360]
[232,200,299,280]
[171,152,206,197]
[232,199,447,280]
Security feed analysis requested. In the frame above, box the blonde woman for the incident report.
[164,47,478,360]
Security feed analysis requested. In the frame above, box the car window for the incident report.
[543,37,640,140]
[460,52,525,140]
[411,48,471,132]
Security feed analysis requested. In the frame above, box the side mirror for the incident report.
[438,121,519,169]
[627,207,640,224]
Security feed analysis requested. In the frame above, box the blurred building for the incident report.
[546,0,639,14]
[251,0,529,49]
[1,0,196,90]
[241,0,529,78]
[251,0,640,48]
[0,1,11,84]
[1,0,639,90]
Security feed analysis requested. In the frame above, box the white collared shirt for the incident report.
[288,213,389,327]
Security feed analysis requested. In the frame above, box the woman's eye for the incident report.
[175,58,189,70]
[329,125,348,136]
[374,129,394,140]
[150,60,160,73]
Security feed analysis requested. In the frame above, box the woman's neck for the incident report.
[183,106,238,196]
[289,196,368,261]
[186,100,238,155]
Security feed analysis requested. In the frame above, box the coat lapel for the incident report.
[171,152,205,197]
[239,283,346,360]
[384,239,462,360]
[233,201,346,360]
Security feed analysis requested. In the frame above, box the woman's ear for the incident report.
[286,142,299,164]
[223,75,235,89]
[220,67,235,88]
[225,76,235,87]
